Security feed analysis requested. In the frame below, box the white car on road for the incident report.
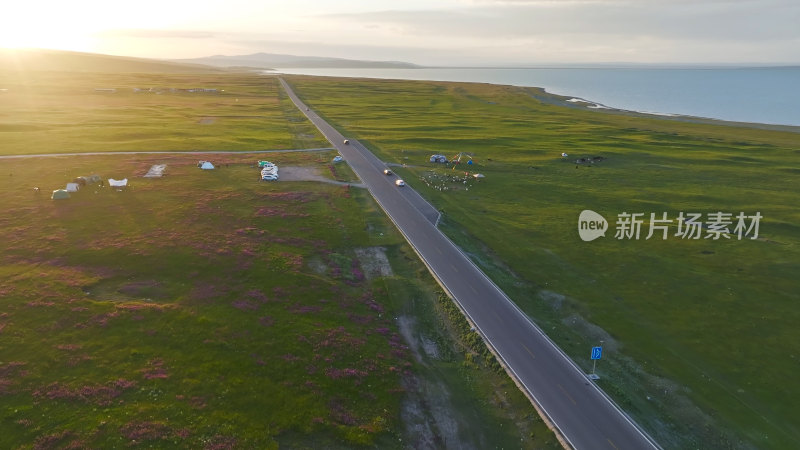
[395,179,405,187]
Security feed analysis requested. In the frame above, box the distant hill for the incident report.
[173,53,420,69]
[0,48,223,74]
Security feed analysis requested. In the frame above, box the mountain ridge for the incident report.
[172,52,420,69]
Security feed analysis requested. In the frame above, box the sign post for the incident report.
[589,346,602,380]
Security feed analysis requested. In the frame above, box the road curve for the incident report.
[279,78,660,450]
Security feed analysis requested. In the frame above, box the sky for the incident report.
[1,0,798,65]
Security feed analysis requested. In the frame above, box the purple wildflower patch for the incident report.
[32,378,136,406]
[140,358,169,380]
[204,435,238,450]
[231,299,259,311]
[119,420,174,442]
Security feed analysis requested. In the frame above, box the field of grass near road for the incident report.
[286,76,800,449]
[0,69,328,155]
[0,152,556,448]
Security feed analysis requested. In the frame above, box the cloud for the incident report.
[321,1,799,41]
[95,29,219,40]
[308,0,799,63]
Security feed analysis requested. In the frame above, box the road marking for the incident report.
[557,384,577,405]
[607,439,619,450]
[436,247,443,255]
[450,264,459,273]
[522,343,535,359]
[469,284,478,294]
[492,311,504,325]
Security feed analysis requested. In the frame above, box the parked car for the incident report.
[395,179,405,187]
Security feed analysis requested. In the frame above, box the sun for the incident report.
[0,3,103,52]
[0,22,94,51]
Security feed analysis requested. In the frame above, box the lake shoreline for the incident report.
[525,86,800,133]
[271,67,800,131]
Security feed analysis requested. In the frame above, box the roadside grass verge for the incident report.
[285,75,800,449]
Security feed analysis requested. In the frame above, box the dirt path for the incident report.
[278,166,364,187]
[0,147,337,159]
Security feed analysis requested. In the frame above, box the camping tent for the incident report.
[108,178,128,187]
[75,174,101,185]
[65,182,80,192]
[200,162,215,170]
[51,189,70,200]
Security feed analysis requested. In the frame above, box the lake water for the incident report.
[275,67,800,127]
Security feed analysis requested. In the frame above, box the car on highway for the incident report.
[383,169,392,175]
[343,139,350,145]
[395,179,405,186]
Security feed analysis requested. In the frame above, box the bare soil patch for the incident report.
[143,164,166,178]
[353,246,393,279]
[279,166,363,187]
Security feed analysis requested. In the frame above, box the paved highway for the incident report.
[280,78,660,450]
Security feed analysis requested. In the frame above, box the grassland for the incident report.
[0,55,559,448]
[0,70,329,155]
[285,75,800,449]
[0,152,558,448]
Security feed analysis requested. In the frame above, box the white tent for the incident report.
[473,173,485,179]
[200,161,215,170]
[65,182,80,192]
[108,178,128,187]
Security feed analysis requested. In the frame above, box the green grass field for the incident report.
[0,152,558,448]
[0,70,328,155]
[285,76,800,449]
[0,55,559,448]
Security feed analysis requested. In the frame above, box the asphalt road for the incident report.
[280,78,660,450]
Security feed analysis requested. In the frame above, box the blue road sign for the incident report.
[591,346,603,360]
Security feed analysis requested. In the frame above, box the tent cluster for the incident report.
[259,161,279,181]
[430,154,448,163]
[51,174,103,200]
[50,173,131,199]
